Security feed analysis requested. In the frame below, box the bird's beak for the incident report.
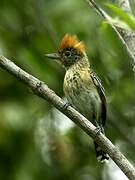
[45,53,60,60]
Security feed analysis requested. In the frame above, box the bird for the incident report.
[45,34,109,162]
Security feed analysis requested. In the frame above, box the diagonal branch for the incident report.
[0,55,135,180]
[86,0,135,75]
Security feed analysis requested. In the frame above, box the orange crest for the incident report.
[59,34,85,53]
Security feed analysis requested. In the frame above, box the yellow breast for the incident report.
[64,65,95,96]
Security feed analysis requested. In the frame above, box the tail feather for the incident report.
[93,123,109,162]
[94,142,109,162]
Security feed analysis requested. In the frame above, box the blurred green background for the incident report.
[0,0,135,180]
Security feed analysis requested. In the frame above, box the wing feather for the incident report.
[90,70,107,126]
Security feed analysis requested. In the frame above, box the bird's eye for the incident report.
[64,51,71,57]
[75,56,78,60]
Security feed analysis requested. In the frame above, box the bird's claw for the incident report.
[63,102,71,110]
[94,126,101,135]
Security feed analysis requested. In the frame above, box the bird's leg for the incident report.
[100,124,105,134]
[94,120,102,135]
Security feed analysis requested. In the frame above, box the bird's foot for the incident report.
[63,102,71,110]
[94,126,102,135]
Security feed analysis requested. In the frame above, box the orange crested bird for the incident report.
[45,34,109,162]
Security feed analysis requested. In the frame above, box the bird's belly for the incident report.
[64,84,102,122]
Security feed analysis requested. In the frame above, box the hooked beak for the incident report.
[45,53,60,60]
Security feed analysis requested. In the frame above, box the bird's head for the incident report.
[45,34,87,69]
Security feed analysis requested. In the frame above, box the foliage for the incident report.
[106,3,135,31]
[0,0,135,180]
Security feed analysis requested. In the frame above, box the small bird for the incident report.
[45,34,109,162]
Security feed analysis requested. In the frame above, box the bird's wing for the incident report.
[90,70,107,126]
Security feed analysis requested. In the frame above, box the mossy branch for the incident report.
[0,55,135,180]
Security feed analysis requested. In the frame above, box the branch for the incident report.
[116,0,132,13]
[87,0,135,75]
[0,55,135,180]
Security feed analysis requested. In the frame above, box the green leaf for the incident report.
[106,3,135,31]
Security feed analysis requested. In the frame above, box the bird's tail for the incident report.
[94,142,109,162]
[93,124,109,162]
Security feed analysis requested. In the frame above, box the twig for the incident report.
[86,0,107,18]
[86,0,135,75]
[0,55,135,180]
